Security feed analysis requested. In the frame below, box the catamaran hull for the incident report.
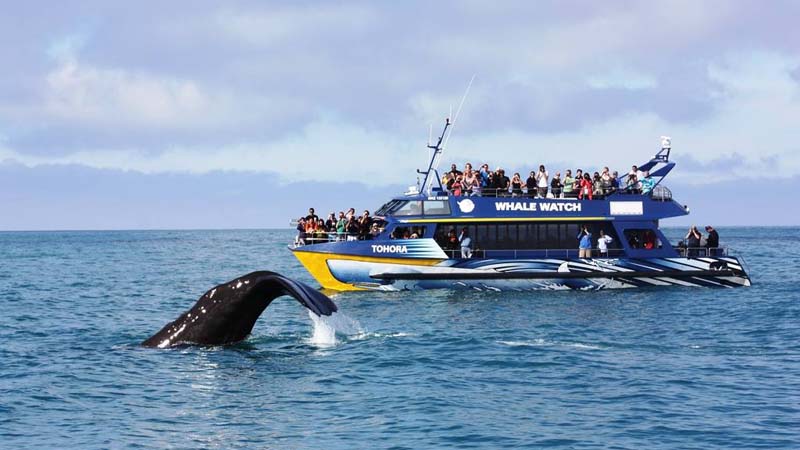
[292,250,751,291]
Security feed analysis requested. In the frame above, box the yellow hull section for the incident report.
[292,250,443,291]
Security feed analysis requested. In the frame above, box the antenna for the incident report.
[441,74,475,151]
[417,75,476,196]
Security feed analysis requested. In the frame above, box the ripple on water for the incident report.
[0,228,799,449]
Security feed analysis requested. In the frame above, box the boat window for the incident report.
[389,225,426,239]
[434,221,620,251]
[375,200,405,216]
[623,229,660,250]
[392,201,423,216]
[423,200,451,216]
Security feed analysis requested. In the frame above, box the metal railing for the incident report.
[673,246,729,258]
[293,230,386,246]
[440,184,672,201]
[439,247,627,259]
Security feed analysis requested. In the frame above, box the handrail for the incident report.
[673,246,729,257]
[293,230,386,247]
[438,184,672,201]
[440,248,627,259]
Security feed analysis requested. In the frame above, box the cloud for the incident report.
[44,59,213,128]
[213,4,379,46]
[586,68,658,90]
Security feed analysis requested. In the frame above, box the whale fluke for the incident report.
[142,271,337,348]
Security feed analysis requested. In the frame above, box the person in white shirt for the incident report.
[597,230,614,257]
[535,165,549,198]
[459,227,473,259]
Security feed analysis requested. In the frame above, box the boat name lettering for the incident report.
[495,202,581,212]
[371,244,408,254]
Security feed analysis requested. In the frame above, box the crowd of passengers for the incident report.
[295,207,383,245]
[440,163,656,199]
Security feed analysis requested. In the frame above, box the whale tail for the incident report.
[142,271,337,348]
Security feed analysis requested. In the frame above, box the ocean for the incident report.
[1,227,798,449]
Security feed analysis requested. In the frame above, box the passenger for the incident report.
[370,223,381,239]
[452,174,464,196]
[577,226,593,258]
[346,216,359,241]
[597,229,613,257]
[336,212,347,241]
[601,168,613,195]
[346,207,356,220]
[325,213,336,232]
[563,170,575,198]
[593,172,604,197]
[485,172,497,197]
[443,173,454,194]
[578,173,593,200]
[448,163,462,179]
[526,171,537,198]
[479,164,491,191]
[305,207,319,223]
[496,169,510,197]
[402,229,412,239]
[409,227,420,239]
[685,225,702,256]
[643,230,656,249]
[359,210,372,240]
[625,173,639,194]
[316,219,327,242]
[550,172,563,198]
[468,174,481,196]
[536,165,549,198]
[705,225,720,256]
[640,170,655,194]
[304,216,317,235]
[573,169,584,194]
[511,172,524,197]
[459,227,473,259]
[447,228,459,252]
[463,167,479,196]
[610,171,620,195]
[295,218,307,246]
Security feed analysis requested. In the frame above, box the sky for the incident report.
[1,0,799,230]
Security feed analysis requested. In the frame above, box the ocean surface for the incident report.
[1,227,798,449]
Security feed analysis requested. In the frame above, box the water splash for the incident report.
[307,310,364,347]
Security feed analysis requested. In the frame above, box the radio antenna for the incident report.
[441,74,475,151]
[417,75,476,196]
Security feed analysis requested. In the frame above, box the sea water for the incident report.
[1,228,798,449]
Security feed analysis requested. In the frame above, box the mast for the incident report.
[417,118,451,195]
[416,75,475,196]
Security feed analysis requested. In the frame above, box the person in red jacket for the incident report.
[578,173,593,200]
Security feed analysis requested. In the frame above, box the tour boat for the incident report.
[289,119,751,291]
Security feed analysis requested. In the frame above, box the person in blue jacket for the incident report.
[577,225,593,258]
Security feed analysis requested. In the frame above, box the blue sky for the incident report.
[1,1,799,229]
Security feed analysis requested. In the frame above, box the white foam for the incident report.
[307,310,365,347]
[498,339,603,351]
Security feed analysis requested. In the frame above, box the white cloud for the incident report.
[44,59,213,127]
[3,50,800,188]
[586,68,658,90]
[213,4,378,46]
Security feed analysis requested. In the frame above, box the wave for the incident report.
[498,339,604,350]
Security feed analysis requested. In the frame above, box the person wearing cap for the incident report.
[705,226,720,256]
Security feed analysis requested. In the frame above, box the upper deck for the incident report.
[375,187,688,225]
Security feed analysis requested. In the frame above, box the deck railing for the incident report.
[673,246,729,258]
[440,248,628,259]
[440,184,673,201]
